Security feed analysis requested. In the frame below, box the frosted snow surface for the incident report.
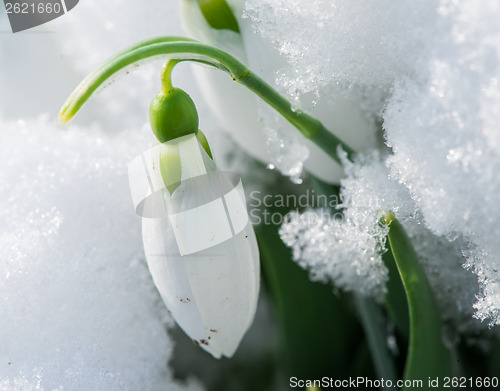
[257,0,500,326]
[0,118,202,391]
[0,0,207,388]
[182,0,379,184]
[280,152,404,298]
[280,152,482,332]
[244,0,438,95]
[384,1,500,326]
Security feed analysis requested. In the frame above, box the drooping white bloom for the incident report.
[180,0,377,184]
[129,134,260,358]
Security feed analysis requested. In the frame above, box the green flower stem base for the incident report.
[58,37,355,164]
[353,294,398,390]
[383,212,453,389]
[160,60,179,92]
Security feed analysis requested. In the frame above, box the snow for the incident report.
[182,0,381,184]
[3,0,500,387]
[243,0,438,96]
[0,117,202,390]
[0,0,209,388]
[280,151,485,333]
[260,0,500,327]
[383,1,500,325]
[280,151,417,298]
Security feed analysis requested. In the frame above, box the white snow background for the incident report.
[0,1,211,389]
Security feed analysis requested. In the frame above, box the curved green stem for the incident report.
[160,60,179,92]
[58,37,355,164]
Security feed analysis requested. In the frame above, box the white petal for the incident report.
[130,136,260,358]
[143,217,259,358]
[190,66,272,163]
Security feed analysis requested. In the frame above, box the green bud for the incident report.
[149,88,199,143]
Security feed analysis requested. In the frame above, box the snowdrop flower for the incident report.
[128,79,260,358]
[181,0,377,184]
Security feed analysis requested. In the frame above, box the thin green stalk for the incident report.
[58,37,355,164]
[354,294,398,389]
[160,60,179,92]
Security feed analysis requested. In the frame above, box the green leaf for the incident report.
[256,221,363,380]
[353,294,398,390]
[254,174,363,380]
[382,245,410,339]
[384,213,453,388]
[489,337,500,376]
